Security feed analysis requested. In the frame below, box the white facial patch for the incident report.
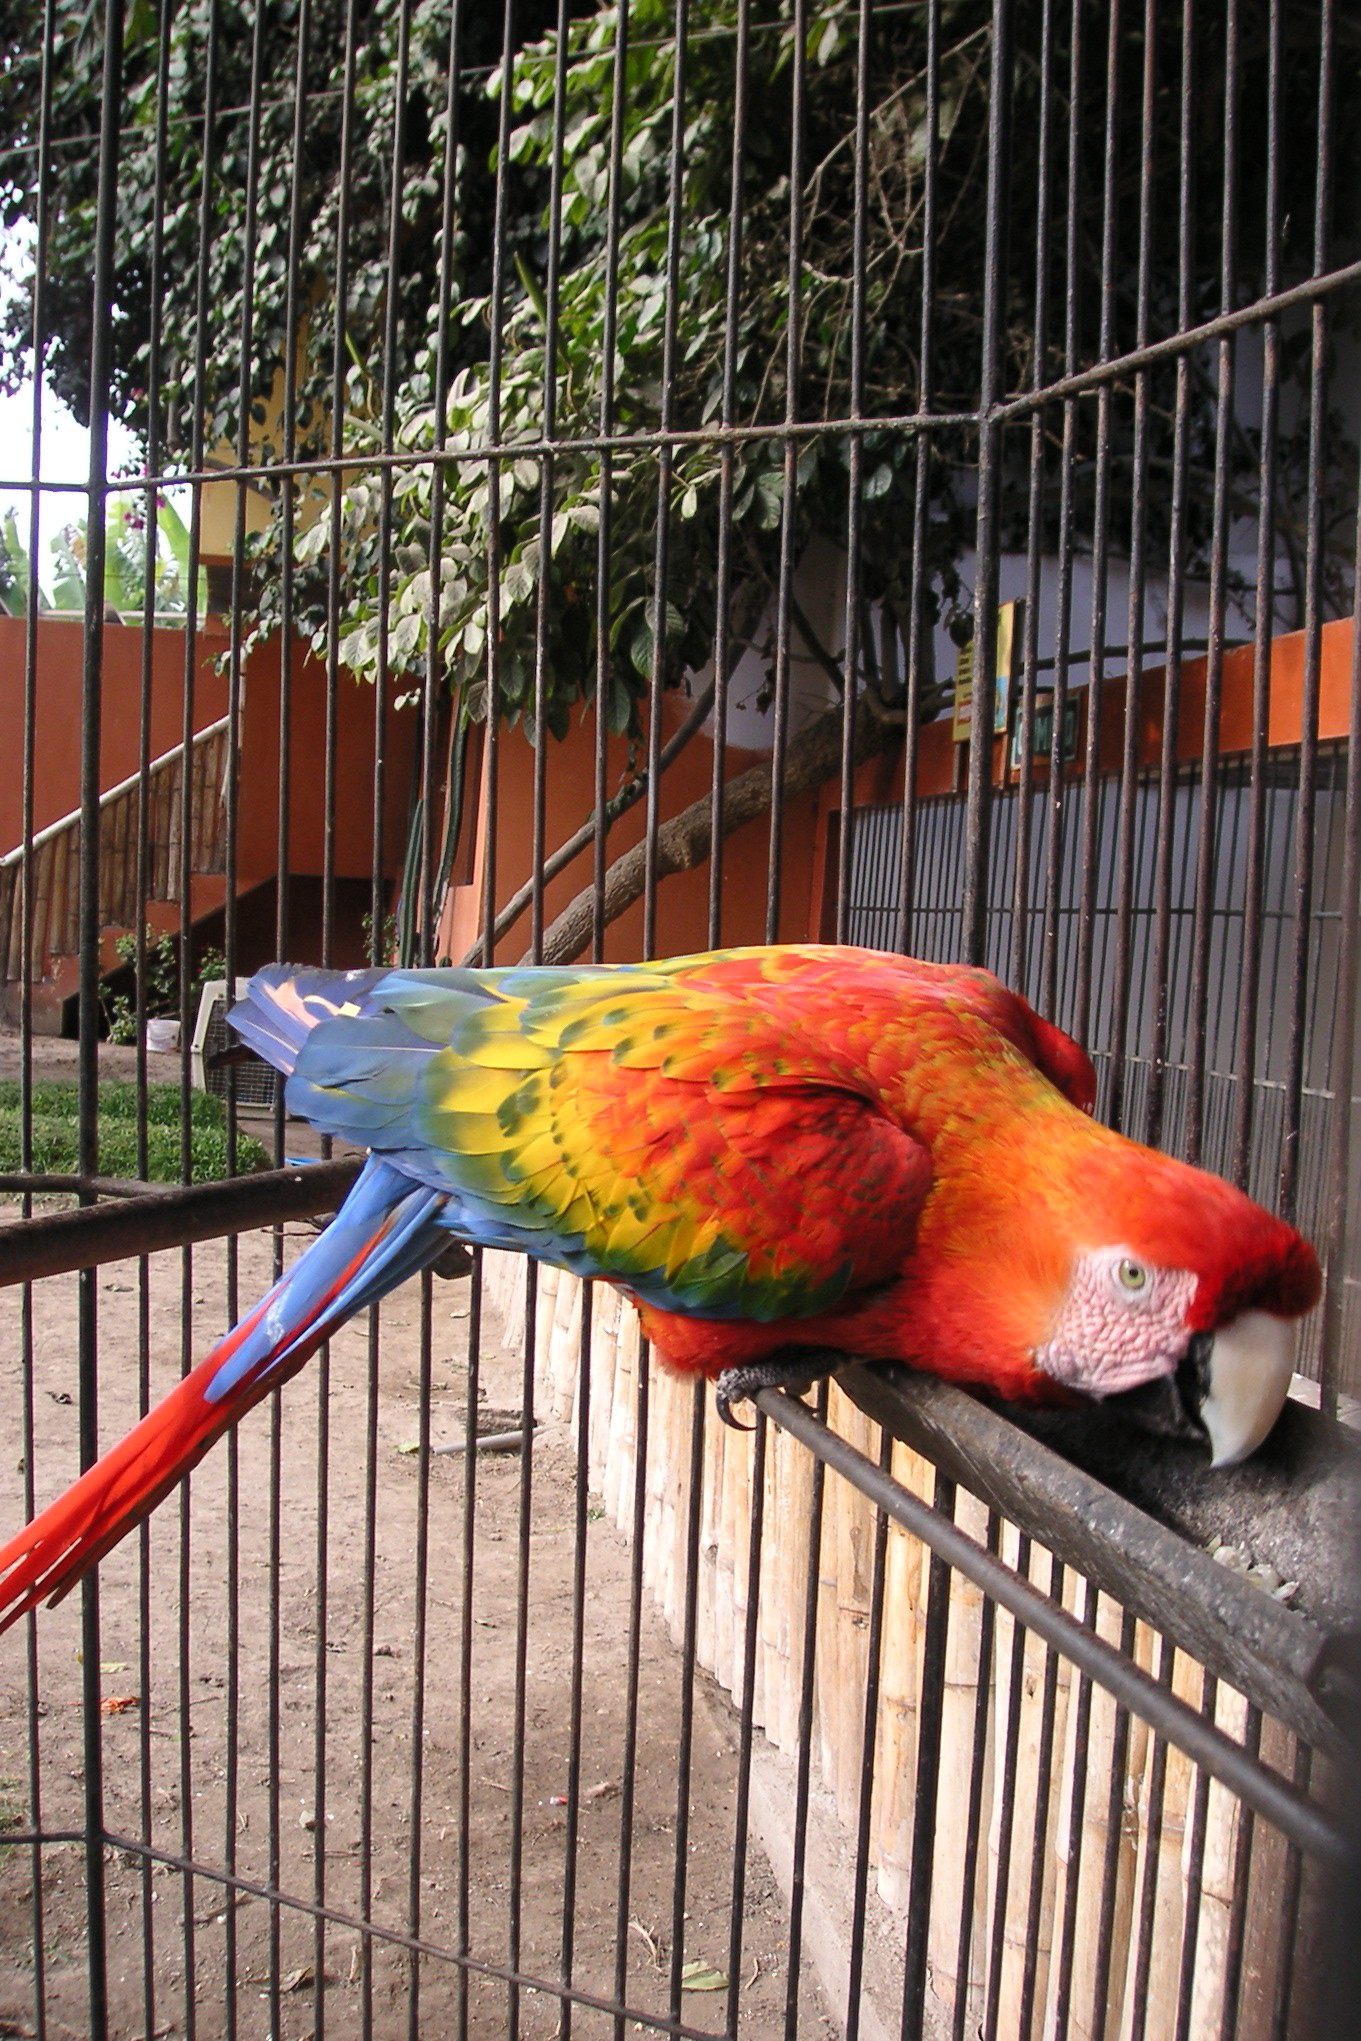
[1035,1246,1198,1396]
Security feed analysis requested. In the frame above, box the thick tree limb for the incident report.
[457,679,718,967]
[525,698,895,966]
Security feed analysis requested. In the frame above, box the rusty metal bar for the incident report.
[0,1158,362,1288]
[837,1362,1357,1751]
[758,1383,1348,1864]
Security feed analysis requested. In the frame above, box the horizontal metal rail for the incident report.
[757,1384,1350,1866]
[0,1158,363,1287]
[0,1829,717,2041]
[3,246,1355,504]
[0,1172,175,1198]
[840,1362,1359,1750]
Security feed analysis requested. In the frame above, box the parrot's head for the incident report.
[909,1115,1322,1466]
[1017,1136,1322,1465]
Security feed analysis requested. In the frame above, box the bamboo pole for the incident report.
[924,1484,995,2023]
[985,1530,1065,2035]
[871,1438,936,1911]
[1184,1681,1251,2041]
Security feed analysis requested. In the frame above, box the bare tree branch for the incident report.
[457,679,717,965]
[525,699,895,967]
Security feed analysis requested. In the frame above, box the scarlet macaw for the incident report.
[0,945,1320,1632]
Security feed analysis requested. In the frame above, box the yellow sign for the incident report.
[951,600,1025,742]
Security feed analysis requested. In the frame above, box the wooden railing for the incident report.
[0,715,230,987]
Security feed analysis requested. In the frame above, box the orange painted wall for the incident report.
[809,617,1357,937]
[0,614,418,887]
[0,614,231,850]
[233,637,419,889]
[438,693,823,966]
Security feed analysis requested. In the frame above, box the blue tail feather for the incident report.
[204,1156,457,1404]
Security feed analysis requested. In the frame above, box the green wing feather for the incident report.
[286,954,932,1320]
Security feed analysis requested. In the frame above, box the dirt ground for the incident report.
[0,1049,838,2040]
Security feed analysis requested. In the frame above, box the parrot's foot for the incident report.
[431,1238,474,1281]
[714,1348,842,1431]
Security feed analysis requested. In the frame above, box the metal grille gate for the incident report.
[0,4,1357,2041]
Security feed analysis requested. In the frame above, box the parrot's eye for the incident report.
[1114,1256,1149,1297]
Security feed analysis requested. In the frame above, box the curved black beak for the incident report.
[1104,1312,1296,1467]
[1104,1334,1213,1450]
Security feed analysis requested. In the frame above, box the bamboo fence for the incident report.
[484,1253,1310,2039]
[0,715,230,989]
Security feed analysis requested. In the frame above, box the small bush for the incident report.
[0,1082,271,1185]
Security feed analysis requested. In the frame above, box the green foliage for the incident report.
[0,507,41,616]
[47,493,207,620]
[3,0,1357,743]
[0,1081,271,1184]
[102,925,227,1044]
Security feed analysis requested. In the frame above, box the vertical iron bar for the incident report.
[1050,1580,1100,2041]
[611,1346,651,2041]
[1172,1676,1220,2041]
[1127,1636,1176,2041]
[1089,1609,1138,2041]
[1229,0,1282,1186]
[75,6,128,2033]
[723,1410,769,2041]
[1073,0,1122,1054]
[357,1308,381,2040]
[175,7,226,2023]
[479,0,517,966]
[1279,0,1335,1222]
[268,17,317,2026]
[322,0,365,969]
[222,7,270,2025]
[898,0,940,958]
[1015,1557,1065,2041]
[1039,0,1083,1016]
[899,1471,955,2040]
[19,9,58,2032]
[404,1274,435,2041]
[707,0,748,946]
[1217,1705,1264,2041]
[961,0,1014,967]
[979,1531,1027,2041]
[505,1258,537,2032]
[528,2,570,965]
[765,0,808,942]
[843,1430,891,2041]
[1185,0,1240,1168]
[835,0,874,944]
[951,1516,1002,2041]
[1106,0,1158,1133]
[667,1381,708,2024]
[558,1298,593,2032]
[1011,0,1058,995]
[1269,1744,1312,2041]
[1145,0,1197,1149]
[1316,447,1361,1411]
[452,1256,482,2041]
[134,0,171,1425]
[592,1,630,964]
[642,0,690,959]
[781,1379,830,2041]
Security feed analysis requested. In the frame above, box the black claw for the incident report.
[714,1378,755,1432]
[714,1351,834,1430]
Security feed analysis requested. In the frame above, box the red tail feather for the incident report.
[0,1294,310,1635]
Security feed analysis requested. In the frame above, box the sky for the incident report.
[0,378,143,602]
[0,225,145,603]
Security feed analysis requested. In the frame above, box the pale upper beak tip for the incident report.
[1202,1309,1297,1468]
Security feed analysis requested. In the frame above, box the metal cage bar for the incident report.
[0,7,1356,2041]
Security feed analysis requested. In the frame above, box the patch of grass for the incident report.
[0,1775,25,1863]
[0,1082,271,1185]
